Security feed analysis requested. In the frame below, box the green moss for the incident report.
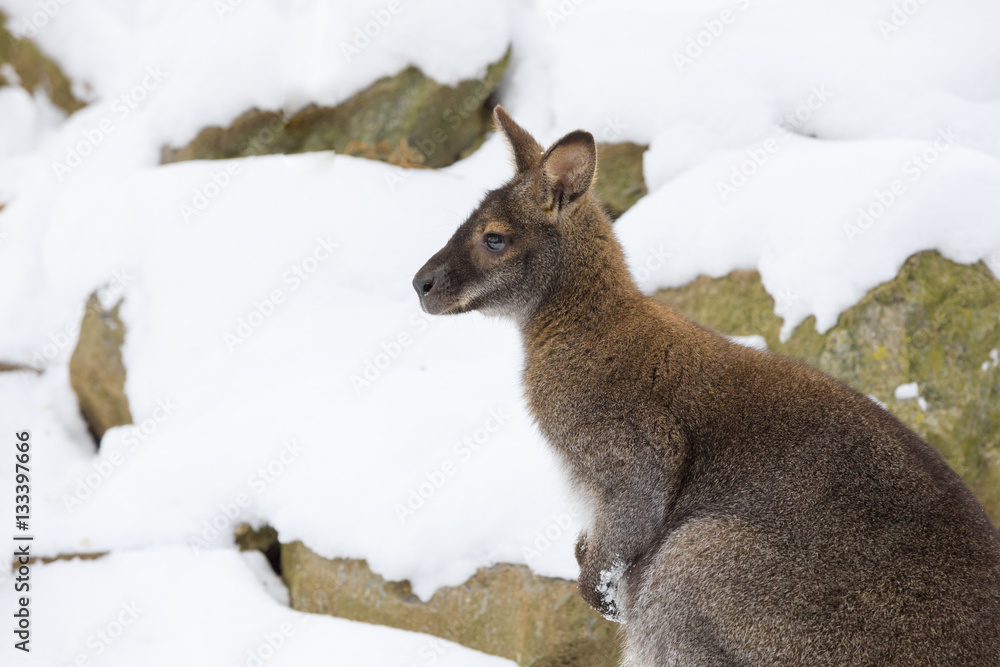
[162,50,510,169]
[0,10,85,114]
[282,541,621,667]
[594,142,647,219]
[653,251,1000,522]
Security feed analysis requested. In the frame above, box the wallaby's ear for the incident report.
[540,130,597,213]
[494,105,543,173]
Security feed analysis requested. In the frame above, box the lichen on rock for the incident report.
[653,251,1000,522]
[594,142,647,220]
[161,50,511,169]
[282,540,621,667]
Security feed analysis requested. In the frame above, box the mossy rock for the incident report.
[653,251,1000,522]
[69,294,132,443]
[594,142,647,220]
[282,541,621,667]
[0,10,85,114]
[161,50,511,169]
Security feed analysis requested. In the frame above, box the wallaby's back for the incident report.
[414,107,1000,665]
[532,297,1000,664]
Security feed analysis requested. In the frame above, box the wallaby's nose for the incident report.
[412,273,436,298]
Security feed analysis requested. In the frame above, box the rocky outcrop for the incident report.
[69,294,132,443]
[594,142,647,220]
[0,10,85,114]
[282,541,621,667]
[161,51,510,169]
[654,251,1000,522]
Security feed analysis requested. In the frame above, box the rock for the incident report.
[282,541,621,667]
[235,523,282,576]
[69,294,132,443]
[0,362,38,372]
[594,142,647,220]
[653,251,1000,522]
[161,50,510,169]
[0,10,85,114]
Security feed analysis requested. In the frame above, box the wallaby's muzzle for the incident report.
[411,265,440,313]
[413,248,459,315]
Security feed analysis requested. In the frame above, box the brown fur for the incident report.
[413,106,1000,665]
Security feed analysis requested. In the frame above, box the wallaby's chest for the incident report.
[523,345,654,460]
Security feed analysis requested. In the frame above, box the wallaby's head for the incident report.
[412,105,604,321]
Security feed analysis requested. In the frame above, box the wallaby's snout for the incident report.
[412,253,450,315]
[411,265,438,307]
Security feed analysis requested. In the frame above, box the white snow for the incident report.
[1,0,999,659]
[728,334,769,352]
[0,547,517,667]
[595,560,628,623]
[867,394,888,410]
[894,382,920,400]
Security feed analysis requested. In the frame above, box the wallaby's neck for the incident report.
[520,200,643,348]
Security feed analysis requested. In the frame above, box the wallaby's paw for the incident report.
[579,559,627,623]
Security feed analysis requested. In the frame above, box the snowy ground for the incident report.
[1,0,999,661]
[3,548,518,666]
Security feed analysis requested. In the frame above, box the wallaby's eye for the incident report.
[484,233,506,253]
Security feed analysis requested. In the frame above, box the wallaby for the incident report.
[412,106,1000,665]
